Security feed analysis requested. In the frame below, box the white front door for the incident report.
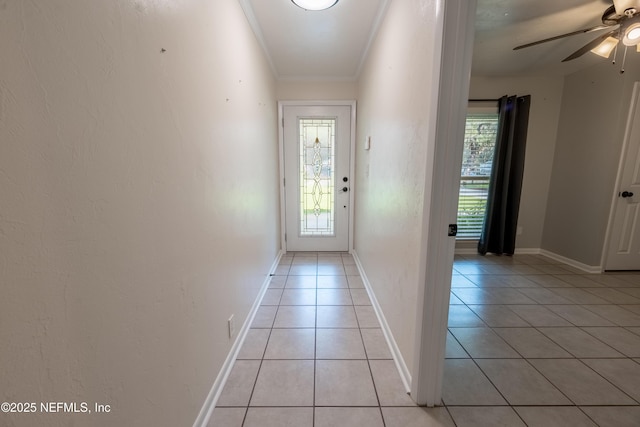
[606,82,640,270]
[281,104,352,252]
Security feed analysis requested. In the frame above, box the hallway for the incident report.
[211,252,640,426]
[210,252,448,426]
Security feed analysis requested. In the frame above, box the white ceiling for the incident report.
[239,0,389,81]
[473,0,619,77]
[240,0,630,80]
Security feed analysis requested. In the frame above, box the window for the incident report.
[457,105,499,239]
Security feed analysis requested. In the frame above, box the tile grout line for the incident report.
[240,310,275,426]
[313,263,318,426]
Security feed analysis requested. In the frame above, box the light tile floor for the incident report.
[211,252,640,426]
[446,254,640,426]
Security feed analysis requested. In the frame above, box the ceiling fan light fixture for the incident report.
[614,0,640,16]
[623,23,640,45]
[291,0,338,11]
[591,36,620,58]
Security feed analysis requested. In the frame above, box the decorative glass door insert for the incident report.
[299,118,336,236]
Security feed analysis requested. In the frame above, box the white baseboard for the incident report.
[455,245,601,274]
[514,247,542,255]
[351,250,412,393]
[192,250,283,427]
[455,245,541,255]
[539,249,602,274]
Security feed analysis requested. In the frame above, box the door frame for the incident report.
[602,81,640,270]
[277,100,356,253]
[411,0,476,406]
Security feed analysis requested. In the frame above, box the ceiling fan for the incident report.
[514,0,640,72]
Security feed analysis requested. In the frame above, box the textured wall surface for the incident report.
[0,1,278,425]
[542,54,640,267]
[354,0,441,379]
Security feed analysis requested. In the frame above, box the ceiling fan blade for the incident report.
[562,30,618,61]
[513,25,612,50]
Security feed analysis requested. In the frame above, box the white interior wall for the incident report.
[276,80,358,100]
[354,0,442,381]
[0,1,279,426]
[460,75,564,251]
[542,55,640,268]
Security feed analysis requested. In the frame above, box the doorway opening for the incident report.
[279,101,356,252]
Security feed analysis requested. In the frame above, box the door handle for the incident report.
[621,191,634,198]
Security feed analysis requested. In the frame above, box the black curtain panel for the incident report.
[478,95,531,256]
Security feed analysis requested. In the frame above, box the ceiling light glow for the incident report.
[291,0,338,11]
[628,27,640,41]
[623,22,640,46]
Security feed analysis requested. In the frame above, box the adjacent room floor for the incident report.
[210,252,640,426]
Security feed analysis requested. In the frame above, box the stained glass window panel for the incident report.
[299,118,335,236]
